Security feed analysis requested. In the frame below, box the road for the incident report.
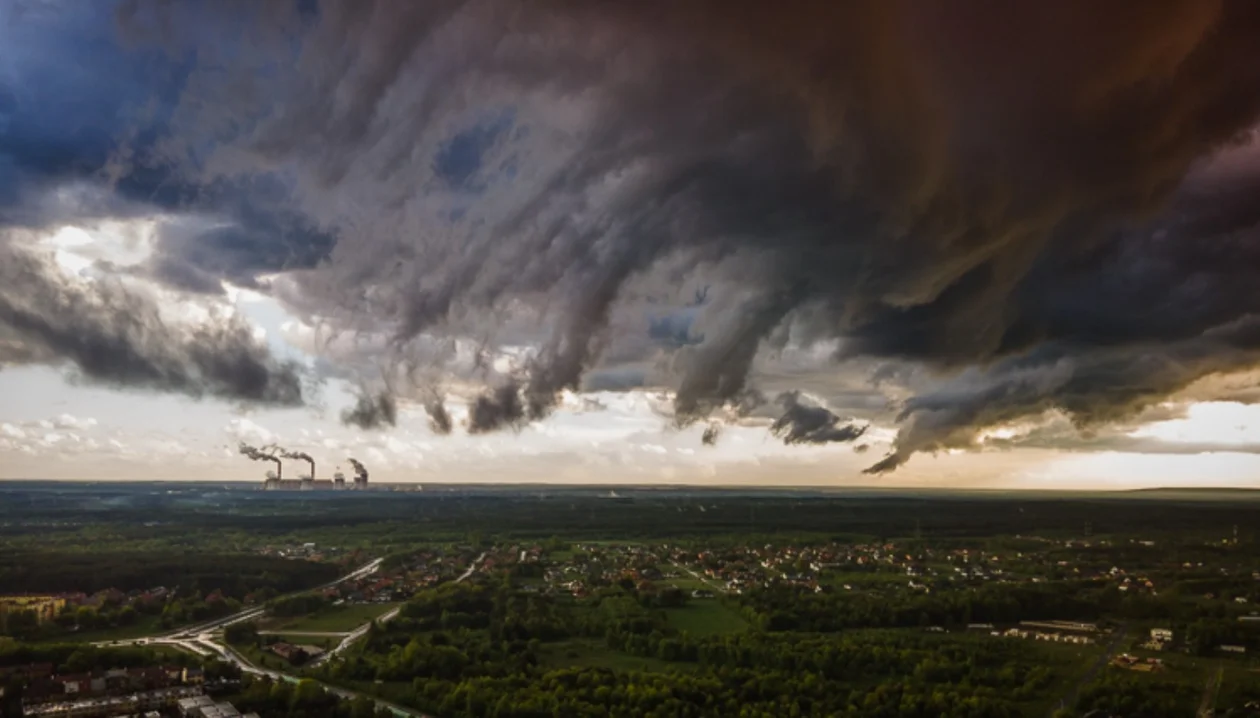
[310,551,486,666]
[1047,624,1129,717]
[93,553,484,718]
[673,562,724,592]
[209,640,429,718]
[1198,661,1224,718]
[97,557,384,649]
[257,630,351,637]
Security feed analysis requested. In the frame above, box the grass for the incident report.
[1219,663,1260,711]
[820,571,912,588]
[37,614,164,644]
[539,638,685,673]
[146,644,199,661]
[272,633,341,650]
[1018,640,1110,715]
[262,602,398,632]
[663,600,749,637]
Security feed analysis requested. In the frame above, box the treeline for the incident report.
[8,483,1260,547]
[0,641,199,673]
[0,551,341,595]
[741,580,1260,634]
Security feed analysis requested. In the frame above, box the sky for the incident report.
[3,0,1260,488]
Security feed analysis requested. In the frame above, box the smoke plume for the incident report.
[347,457,368,482]
[238,442,282,477]
[279,448,316,479]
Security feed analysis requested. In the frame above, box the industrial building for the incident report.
[260,462,369,491]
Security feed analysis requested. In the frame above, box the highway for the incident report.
[92,553,484,718]
[96,557,383,651]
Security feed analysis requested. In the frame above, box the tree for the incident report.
[225,620,260,646]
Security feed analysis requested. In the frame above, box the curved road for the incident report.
[96,553,485,718]
[311,551,485,666]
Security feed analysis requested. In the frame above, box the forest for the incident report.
[285,581,1070,717]
[0,550,341,596]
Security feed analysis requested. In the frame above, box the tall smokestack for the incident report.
[280,448,316,480]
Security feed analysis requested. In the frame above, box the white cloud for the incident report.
[52,413,97,430]
[0,422,26,439]
[223,418,276,445]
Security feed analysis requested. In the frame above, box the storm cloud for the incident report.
[340,390,398,430]
[0,242,307,405]
[6,0,1260,473]
[770,392,868,446]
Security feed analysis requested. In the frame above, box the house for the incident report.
[1150,628,1173,642]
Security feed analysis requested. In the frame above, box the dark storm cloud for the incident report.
[0,4,335,293]
[340,390,397,430]
[424,395,453,435]
[867,151,1260,472]
[770,392,868,446]
[0,243,307,405]
[467,382,527,434]
[70,0,1260,471]
[868,316,1260,473]
[701,423,721,446]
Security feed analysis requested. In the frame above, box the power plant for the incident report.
[238,443,376,491]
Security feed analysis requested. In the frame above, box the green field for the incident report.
[37,614,164,644]
[263,602,398,633]
[820,571,914,588]
[272,633,341,650]
[663,600,749,637]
